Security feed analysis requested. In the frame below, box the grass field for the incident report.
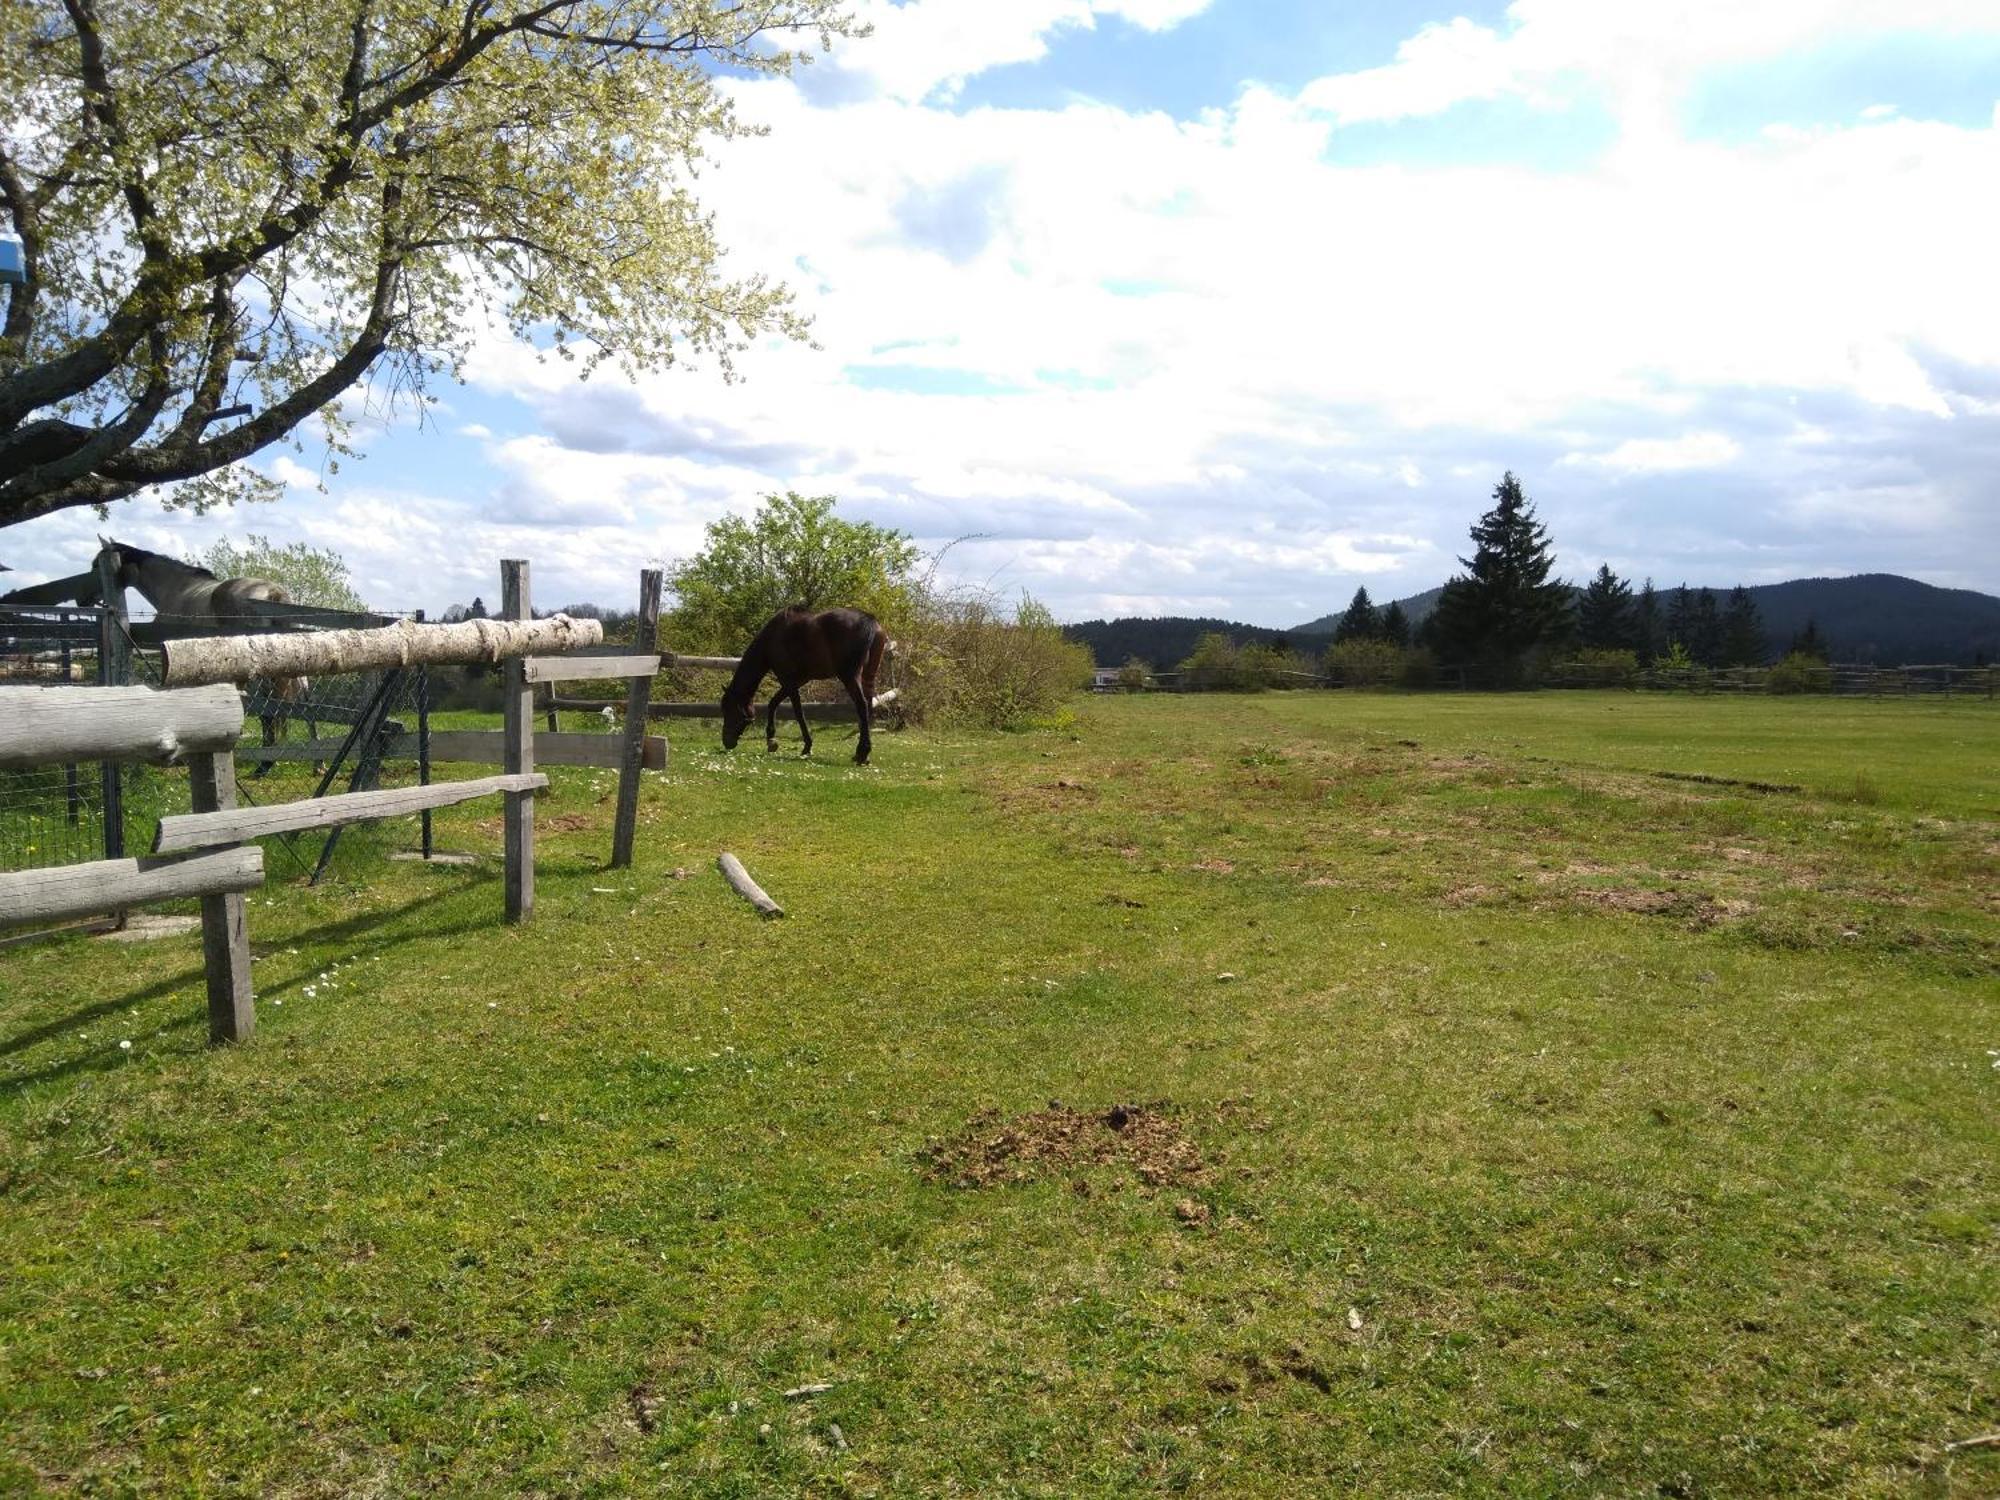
[2,691,1996,1496]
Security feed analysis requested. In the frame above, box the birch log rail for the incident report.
[160,613,605,687]
[0,684,244,768]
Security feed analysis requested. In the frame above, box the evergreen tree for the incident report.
[1633,579,1661,665]
[1664,584,1693,657]
[1575,564,1635,651]
[1332,587,1381,643]
[1425,472,1572,676]
[1721,585,1765,666]
[1788,617,1831,661]
[1689,588,1724,666]
[1380,600,1411,648]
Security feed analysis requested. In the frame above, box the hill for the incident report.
[1290,573,1999,664]
[1062,615,1329,670]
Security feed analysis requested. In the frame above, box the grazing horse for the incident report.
[721,607,888,765]
[93,540,317,770]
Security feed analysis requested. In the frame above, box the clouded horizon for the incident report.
[8,0,2000,627]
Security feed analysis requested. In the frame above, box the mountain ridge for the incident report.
[1064,574,2000,667]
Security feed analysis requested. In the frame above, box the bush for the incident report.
[1767,651,1830,695]
[1398,647,1440,688]
[896,590,1094,730]
[1116,658,1152,692]
[1178,634,1312,691]
[1567,648,1640,687]
[1323,638,1403,688]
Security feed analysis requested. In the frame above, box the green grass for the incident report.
[1,692,1996,1496]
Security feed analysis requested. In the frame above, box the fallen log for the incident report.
[718,852,784,918]
[161,614,605,687]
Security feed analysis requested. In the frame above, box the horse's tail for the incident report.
[862,619,888,694]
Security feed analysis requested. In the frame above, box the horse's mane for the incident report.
[106,539,218,579]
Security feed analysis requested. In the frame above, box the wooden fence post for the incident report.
[501,560,534,923]
[94,548,130,864]
[189,750,255,1043]
[610,568,663,870]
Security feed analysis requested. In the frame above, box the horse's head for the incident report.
[720,693,755,751]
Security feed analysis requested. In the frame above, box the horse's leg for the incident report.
[765,690,782,753]
[791,686,812,757]
[842,671,873,764]
[254,710,277,779]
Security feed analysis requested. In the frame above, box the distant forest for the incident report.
[1070,572,2000,669]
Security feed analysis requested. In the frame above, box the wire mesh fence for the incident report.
[0,605,119,874]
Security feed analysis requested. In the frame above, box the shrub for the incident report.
[1398,647,1440,688]
[1767,651,1830,695]
[1323,638,1403,688]
[896,590,1094,730]
[1116,658,1152,692]
[1177,635,1315,691]
[1568,648,1640,687]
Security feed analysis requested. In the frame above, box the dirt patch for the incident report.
[541,813,594,834]
[1191,858,1235,875]
[1443,884,1496,907]
[1572,887,1751,927]
[922,1102,1211,1191]
[1650,769,1803,795]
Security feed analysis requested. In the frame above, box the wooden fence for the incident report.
[0,558,666,1041]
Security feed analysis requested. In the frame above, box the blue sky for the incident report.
[9,0,2000,626]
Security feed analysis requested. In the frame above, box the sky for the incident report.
[9,0,2000,628]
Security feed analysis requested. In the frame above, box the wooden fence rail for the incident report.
[0,846,264,931]
[0,683,243,768]
[153,773,548,853]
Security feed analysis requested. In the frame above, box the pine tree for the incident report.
[1689,588,1724,666]
[1788,618,1830,661]
[1426,472,1572,677]
[1664,584,1693,658]
[1333,587,1381,643]
[1633,579,1661,665]
[1380,600,1411,648]
[1576,564,1635,651]
[1721,586,1765,666]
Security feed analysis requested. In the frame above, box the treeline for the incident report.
[1121,473,1845,691]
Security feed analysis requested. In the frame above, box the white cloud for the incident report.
[1562,432,1743,474]
[815,0,1216,104]
[10,2,1998,622]
[1298,18,1516,125]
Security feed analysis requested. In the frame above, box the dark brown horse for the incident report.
[721,607,888,764]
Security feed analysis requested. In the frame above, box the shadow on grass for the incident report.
[1,872,500,1096]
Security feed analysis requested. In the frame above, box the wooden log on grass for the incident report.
[153,773,549,853]
[718,852,783,918]
[0,847,265,931]
[160,612,604,687]
[0,683,244,769]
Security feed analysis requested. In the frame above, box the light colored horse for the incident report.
[95,539,316,770]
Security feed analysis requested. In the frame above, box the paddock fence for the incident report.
[0,560,617,1040]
